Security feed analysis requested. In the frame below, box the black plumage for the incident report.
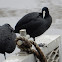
[14,7,52,39]
[0,24,16,59]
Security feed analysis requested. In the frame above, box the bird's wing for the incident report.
[15,12,40,27]
[19,18,44,30]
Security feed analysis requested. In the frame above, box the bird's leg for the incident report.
[33,38,35,41]
[4,52,6,59]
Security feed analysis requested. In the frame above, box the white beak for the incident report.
[43,11,45,18]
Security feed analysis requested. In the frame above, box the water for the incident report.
[0,0,62,62]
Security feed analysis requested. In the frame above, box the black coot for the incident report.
[15,7,52,40]
[0,24,16,59]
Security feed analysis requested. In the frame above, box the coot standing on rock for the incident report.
[14,7,52,40]
[0,24,16,59]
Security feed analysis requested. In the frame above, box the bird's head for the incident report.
[42,7,49,18]
[3,23,14,32]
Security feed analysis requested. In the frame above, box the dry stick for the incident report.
[26,49,40,59]
[15,37,40,61]
[15,37,47,62]
[15,36,32,47]
[30,41,47,62]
